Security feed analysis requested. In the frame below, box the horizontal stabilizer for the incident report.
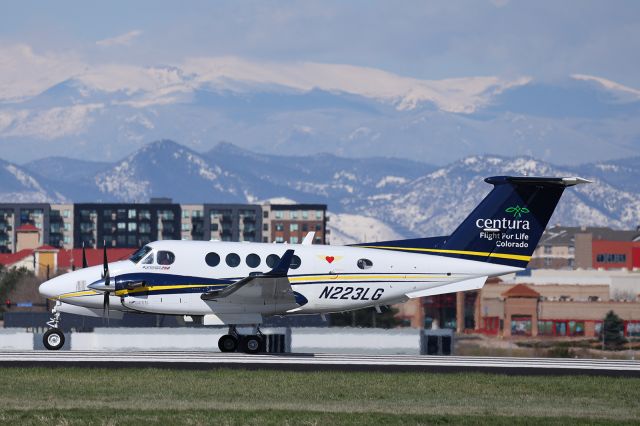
[405,276,487,299]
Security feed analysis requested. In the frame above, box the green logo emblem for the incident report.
[505,205,530,218]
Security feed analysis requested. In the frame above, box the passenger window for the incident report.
[290,255,302,269]
[246,253,261,268]
[226,253,241,267]
[357,258,373,270]
[266,254,280,268]
[157,251,175,265]
[205,252,220,267]
[141,253,154,265]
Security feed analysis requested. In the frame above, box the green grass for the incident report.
[1,367,638,425]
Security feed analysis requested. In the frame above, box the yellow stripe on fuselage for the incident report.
[358,246,531,262]
[289,274,450,282]
[58,290,99,299]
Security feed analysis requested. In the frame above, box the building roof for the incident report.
[502,284,540,298]
[57,248,137,269]
[16,223,39,232]
[539,225,640,246]
[0,249,34,266]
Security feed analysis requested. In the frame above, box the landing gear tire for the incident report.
[43,328,65,350]
[240,335,263,354]
[218,334,238,353]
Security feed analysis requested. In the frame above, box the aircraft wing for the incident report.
[200,249,297,307]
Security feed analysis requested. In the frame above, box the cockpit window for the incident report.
[129,246,152,263]
[157,251,175,265]
[141,253,154,264]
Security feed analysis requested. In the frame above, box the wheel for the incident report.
[218,334,238,352]
[240,335,263,354]
[43,328,65,350]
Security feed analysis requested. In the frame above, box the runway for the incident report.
[0,351,639,376]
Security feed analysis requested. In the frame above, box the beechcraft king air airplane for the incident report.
[38,175,589,352]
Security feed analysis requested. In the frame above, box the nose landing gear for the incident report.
[43,301,65,350]
[218,325,265,354]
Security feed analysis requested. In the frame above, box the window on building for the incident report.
[63,223,70,231]
[544,245,552,254]
[139,223,151,233]
[537,321,553,336]
[192,210,203,218]
[627,322,640,337]
[302,224,308,232]
[128,223,137,232]
[316,210,323,220]
[211,223,219,231]
[357,258,373,269]
[157,251,175,265]
[266,254,281,268]
[315,224,322,231]
[63,209,70,218]
[205,252,220,267]
[568,321,584,336]
[290,223,299,231]
[275,223,283,231]
[511,316,532,336]
[117,222,126,230]
[127,235,137,246]
[275,236,284,243]
[128,209,137,219]
[226,253,241,267]
[263,237,269,243]
[246,253,261,268]
[263,211,269,218]
[63,236,71,244]
[181,223,191,231]
[139,210,151,220]
[291,211,298,219]
[302,211,308,219]
[314,237,322,244]
[290,236,299,244]
[275,211,283,219]
[544,257,551,267]
[596,253,627,263]
[263,224,269,231]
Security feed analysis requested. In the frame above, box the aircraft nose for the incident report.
[39,278,60,299]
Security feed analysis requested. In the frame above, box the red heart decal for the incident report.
[325,256,335,263]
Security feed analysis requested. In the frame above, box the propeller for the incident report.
[102,241,111,321]
[86,241,115,325]
[82,242,88,269]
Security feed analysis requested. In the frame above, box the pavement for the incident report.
[1,351,639,376]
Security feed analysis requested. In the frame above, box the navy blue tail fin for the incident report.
[355,176,590,268]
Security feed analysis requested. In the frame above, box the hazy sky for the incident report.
[2,0,639,86]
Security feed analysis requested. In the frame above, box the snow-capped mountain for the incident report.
[11,140,640,239]
[1,55,639,165]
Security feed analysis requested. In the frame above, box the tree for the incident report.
[602,310,626,350]
[330,306,402,328]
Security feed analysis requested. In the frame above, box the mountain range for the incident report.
[0,58,639,165]
[0,139,638,240]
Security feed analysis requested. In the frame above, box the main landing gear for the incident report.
[43,302,65,350]
[218,325,265,354]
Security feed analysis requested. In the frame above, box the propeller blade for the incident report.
[103,241,110,287]
[102,291,110,326]
[82,243,88,269]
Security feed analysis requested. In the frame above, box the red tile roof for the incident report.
[502,284,540,298]
[57,248,137,269]
[0,249,34,266]
[16,224,39,232]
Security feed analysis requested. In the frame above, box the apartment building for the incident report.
[262,203,328,244]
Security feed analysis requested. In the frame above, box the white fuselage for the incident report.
[39,240,520,321]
